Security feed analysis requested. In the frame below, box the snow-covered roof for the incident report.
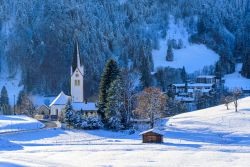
[72,102,98,111]
[139,129,165,136]
[49,92,70,107]
[175,96,195,102]
[173,83,213,87]
[197,75,216,79]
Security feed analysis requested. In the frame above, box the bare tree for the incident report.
[135,87,167,128]
[121,70,139,127]
[221,95,233,110]
[232,88,242,112]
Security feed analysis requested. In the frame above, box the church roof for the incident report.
[72,41,83,73]
[49,91,71,107]
[72,102,98,111]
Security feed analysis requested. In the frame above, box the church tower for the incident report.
[71,41,84,103]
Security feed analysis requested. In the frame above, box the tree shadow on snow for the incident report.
[79,129,141,140]
[2,129,66,142]
[0,162,25,167]
[165,127,250,146]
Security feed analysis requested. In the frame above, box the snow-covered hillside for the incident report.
[0,63,23,106]
[223,63,250,91]
[153,16,219,73]
[0,115,44,133]
[0,97,250,166]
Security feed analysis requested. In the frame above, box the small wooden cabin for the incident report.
[140,129,164,143]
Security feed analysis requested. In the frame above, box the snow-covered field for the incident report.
[0,115,44,133]
[152,16,219,73]
[223,63,250,91]
[0,97,250,166]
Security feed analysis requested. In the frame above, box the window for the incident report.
[75,73,79,77]
[75,80,80,86]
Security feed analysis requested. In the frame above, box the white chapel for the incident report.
[49,42,97,120]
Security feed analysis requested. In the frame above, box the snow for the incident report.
[0,97,250,166]
[0,65,23,106]
[30,95,56,107]
[223,63,250,91]
[140,128,164,136]
[0,115,44,133]
[72,102,98,111]
[49,91,70,107]
[152,16,219,73]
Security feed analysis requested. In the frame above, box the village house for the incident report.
[34,104,50,120]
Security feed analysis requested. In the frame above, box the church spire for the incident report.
[71,40,83,74]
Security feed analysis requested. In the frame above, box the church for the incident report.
[49,42,98,120]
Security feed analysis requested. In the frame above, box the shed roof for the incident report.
[140,129,165,136]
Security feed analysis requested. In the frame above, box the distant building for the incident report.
[49,41,98,120]
[168,75,222,111]
[140,129,164,143]
[34,104,50,120]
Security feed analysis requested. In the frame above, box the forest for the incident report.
[0,0,249,97]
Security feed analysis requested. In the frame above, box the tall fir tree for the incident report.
[181,66,187,83]
[241,9,250,78]
[105,77,125,130]
[98,59,120,122]
[0,86,11,115]
[64,102,74,126]
[140,48,152,88]
[166,42,174,61]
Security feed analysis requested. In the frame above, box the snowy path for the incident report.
[0,97,250,166]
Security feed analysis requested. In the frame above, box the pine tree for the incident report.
[0,86,11,115]
[166,42,174,61]
[181,66,187,83]
[140,49,152,88]
[105,78,125,130]
[98,59,120,122]
[64,102,74,127]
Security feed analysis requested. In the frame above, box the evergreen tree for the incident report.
[140,49,152,88]
[166,42,174,61]
[98,59,120,122]
[64,102,74,127]
[105,78,125,130]
[181,66,187,83]
[0,86,11,115]
[241,10,250,78]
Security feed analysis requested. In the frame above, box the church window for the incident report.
[75,80,80,86]
[76,73,79,77]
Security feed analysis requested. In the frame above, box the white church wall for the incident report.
[71,68,84,102]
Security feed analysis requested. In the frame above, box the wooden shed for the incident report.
[140,129,164,143]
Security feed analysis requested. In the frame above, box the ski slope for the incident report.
[0,115,44,133]
[0,97,250,166]
[223,63,250,91]
[0,63,23,106]
[153,16,219,73]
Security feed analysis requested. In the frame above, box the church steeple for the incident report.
[71,40,84,103]
[71,40,84,75]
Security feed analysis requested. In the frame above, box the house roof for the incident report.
[197,75,216,79]
[173,83,213,87]
[139,129,165,136]
[49,92,71,107]
[36,104,50,110]
[72,102,98,111]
